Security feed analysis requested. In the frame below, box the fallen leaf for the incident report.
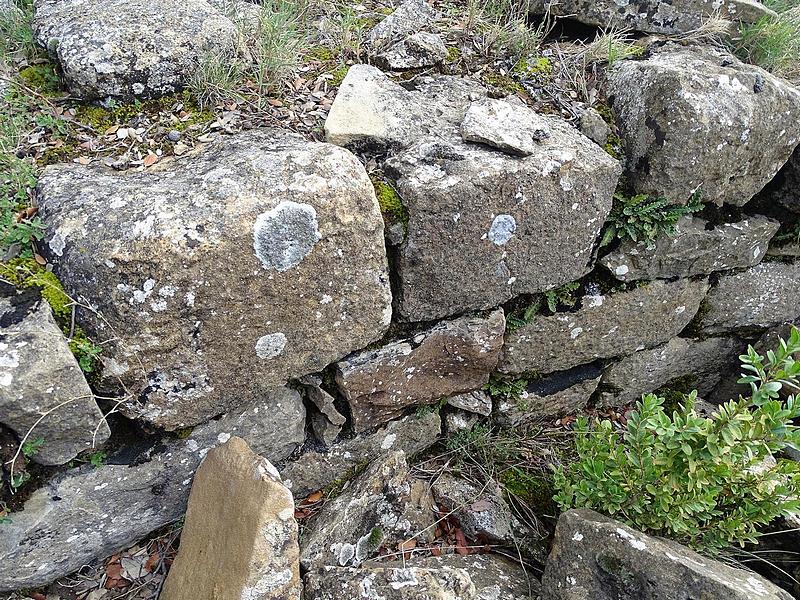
[142,154,158,167]
[430,546,442,557]
[33,253,46,266]
[144,551,160,573]
[454,528,469,556]
[104,125,119,135]
[398,538,417,559]
[304,491,323,504]
[77,156,91,165]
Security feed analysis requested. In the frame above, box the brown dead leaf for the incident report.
[142,154,158,167]
[33,253,46,266]
[144,551,160,573]
[304,491,323,504]
[104,125,119,135]
[398,538,417,559]
[77,156,91,165]
[454,528,469,556]
[430,546,441,557]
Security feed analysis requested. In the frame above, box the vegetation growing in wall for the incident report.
[600,191,704,249]
[506,281,581,331]
[555,327,800,554]
[734,1,800,82]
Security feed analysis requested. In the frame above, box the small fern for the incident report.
[600,191,703,249]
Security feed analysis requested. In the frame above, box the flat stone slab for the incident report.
[161,437,301,600]
[609,44,800,206]
[697,262,800,335]
[38,130,391,429]
[0,293,109,465]
[34,0,243,100]
[602,215,780,281]
[335,310,505,432]
[303,565,476,599]
[542,509,793,600]
[499,279,709,375]
[0,387,305,592]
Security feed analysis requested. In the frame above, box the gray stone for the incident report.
[432,475,513,543]
[299,375,346,447]
[530,0,774,36]
[598,336,745,407]
[33,0,243,100]
[410,554,542,600]
[324,65,487,149]
[0,293,109,466]
[300,451,436,570]
[282,411,441,499]
[697,262,800,335]
[499,279,709,376]
[541,509,793,600]
[494,368,602,426]
[0,387,305,592]
[160,437,301,600]
[367,0,437,50]
[447,390,492,416]
[609,44,800,206]
[376,32,448,70]
[443,408,481,434]
[303,565,476,600]
[335,310,505,432]
[387,130,621,322]
[38,130,391,430]
[580,107,610,146]
[461,97,558,156]
[602,215,780,281]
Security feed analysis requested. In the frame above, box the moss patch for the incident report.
[513,56,553,80]
[372,176,408,234]
[481,70,525,95]
[74,90,214,132]
[500,467,558,516]
[330,64,349,87]
[18,62,62,96]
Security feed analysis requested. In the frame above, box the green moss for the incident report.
[513,56,553,79]
[0,258,71,319]
[324,460,370,499]
[367,526,383,546]
[445,46,461,63]
[306,46,336,61]
[372,177,408,234]
[481,70,524,94]
[330,64,349,87]
[39,141,81,165]
[603,132,623,159]
[18,63,61,96]
[500,468,558,515]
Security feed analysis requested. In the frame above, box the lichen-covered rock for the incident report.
[494,366,603,426]
[299,375,346,447]
[282,411,441,499]
[597,336,745,407]
[529,0,773,35]
[303,565,476,600]
[375,32,448,70]
[541,509,793,600]
[499,279,709,376]
[366,0,437,50]
[324,65,486,149]
[608,44,800,206]
[38,130,391,429]
[0,292,109,466]
[0,388,305,592]
[696,262,800,335]
[579,107,610,146]
[443,408,481,433]
[336,310,505,432]
[447,390,492,416]
[300,451,435,570]
[460,97,557,156]
[387,129,621,321]
[432,474,513,543]
[602,215,780,281]
[33,0,243,100]
[161,437,300,600]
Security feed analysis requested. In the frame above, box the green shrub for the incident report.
[555,326,800,554]
[600,191,703,250]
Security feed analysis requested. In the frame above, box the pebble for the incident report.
[167,130,181,142]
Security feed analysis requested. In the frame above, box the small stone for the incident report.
[432,474,513,543]
[299,375,346,447]
[160,437,301,600]
[167,130,181,142]
[366,0,437,50]
[447,390,492,416]
[375,31,448,70]
[579,107,611,146]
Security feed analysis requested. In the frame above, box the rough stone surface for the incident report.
[443,408,481,434]
[579,107,610,146]
[281,411,441,499]
[447,390,492,416]
[33,0,243,100]
[303,565,476,599]
[767,147,800,214]
[387,128,621,321]
[697,262,800,335]
[461,97,559,156]
[541,509,793,600]
[602,215,780,281]
[500,279,709,375]
[38,130,391,429]
[0,388,305,592]
[299,375,346,447]
[598,336,745,407]
[324,65,486,149]
[495,367,603,426]
[300,451,435,570]
[160,437,300,600]
[367,0,437,50]
[608,44,800,206]
[335,310,505,432]
[376,32,448,70]
[0,293,110,465]
[432,475,513,543]
[530,0,773,35]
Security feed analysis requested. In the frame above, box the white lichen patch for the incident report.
[255,333,287,359]
[487,214,517,246]
[253,201,322,272]
[616,527,647,550]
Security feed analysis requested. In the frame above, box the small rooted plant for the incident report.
[734,1,800,82]
[600,190,703,249]
[506,281,581,331]
[21,436,44,458]
[585,29,644,66]
[484,374,528,403]
[555,327,800,554]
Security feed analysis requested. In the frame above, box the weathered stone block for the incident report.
[38,130,391,429]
